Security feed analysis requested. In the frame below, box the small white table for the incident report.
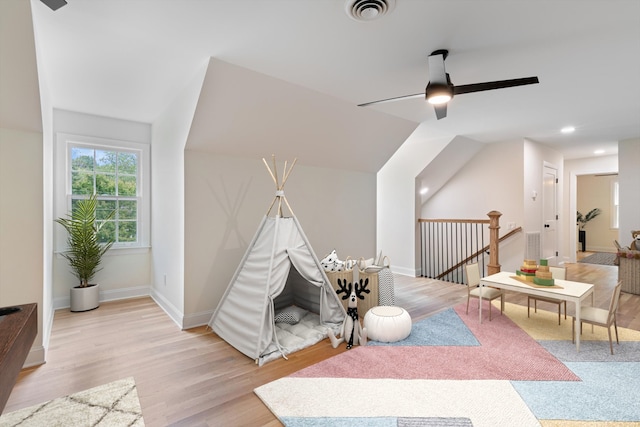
[479,271,594,351]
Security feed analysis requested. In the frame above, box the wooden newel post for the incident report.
[487,211,502,275]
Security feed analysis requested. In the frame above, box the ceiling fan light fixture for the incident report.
[427,94,451,105]
[426,84,453,105]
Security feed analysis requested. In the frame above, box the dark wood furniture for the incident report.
[0,303,37,414]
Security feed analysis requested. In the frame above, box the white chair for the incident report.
[572,281,623,355]
[527,266,567,325]
[465,263,504,321]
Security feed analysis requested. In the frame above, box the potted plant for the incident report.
[576,208,601,252]
[55,194,116,312]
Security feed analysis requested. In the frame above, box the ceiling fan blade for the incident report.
[434,104,447,120]
[358,93,423,107]
[453,77,539,95]
[40,0,67,10]
[427,52,448,85]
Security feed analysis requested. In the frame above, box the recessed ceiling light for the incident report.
[594,149,605,155]
[419,187,429,195]
[561,126,575,134]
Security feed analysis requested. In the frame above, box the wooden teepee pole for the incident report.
[272,155,279,189]
[281,158,297,188]
[262,156,298,217]
[262,157,278,187]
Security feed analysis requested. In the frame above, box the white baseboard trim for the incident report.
[390,265,419,277]
[585,246,616,253]
[24,345,45,368]
[149,288,184,329]
[183,310,214,330]
[101,285,151,302]
[53,285,151,310]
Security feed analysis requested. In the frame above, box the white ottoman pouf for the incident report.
[364,306,412,343]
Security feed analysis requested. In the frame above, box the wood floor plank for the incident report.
[5,259,638,426]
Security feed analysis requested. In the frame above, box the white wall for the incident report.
[562,155,617,262]
[36,50,54,363]
[618,138,640,247]
[523,139,564,264]
[422,140,526,273]
[377,124,452,276]
[183,153,376,327]
[52,110,152,307]
[576,174,618,252]
[150,61,208,328]
[0,128,44,363]
[0,0,47,367]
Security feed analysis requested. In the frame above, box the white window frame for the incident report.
[55,133,150,253]
[611,179,619,229]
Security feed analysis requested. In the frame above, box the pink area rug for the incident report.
[256,302,640,426]
[291,304,579,381]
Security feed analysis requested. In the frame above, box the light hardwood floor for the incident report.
[5,259,639,426]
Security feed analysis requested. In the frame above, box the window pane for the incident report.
[96,173,116,195]
[97,221,115,243]
[71,147,94,172]
[64,138,147,249]
[71,198,82,212]
[96,150,117,173]
[118,175,137,196]
[118,152,137,175]
[119,200,137,220]
[118,221,137,242]
[72,171,94,195]
[96,199,116,221]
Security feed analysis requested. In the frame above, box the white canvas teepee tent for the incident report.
[208,157,345,365]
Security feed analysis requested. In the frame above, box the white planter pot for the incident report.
[70,284,100,312]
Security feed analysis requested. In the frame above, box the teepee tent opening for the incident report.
[208,157,345,365]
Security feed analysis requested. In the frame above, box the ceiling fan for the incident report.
[358,49,539,120]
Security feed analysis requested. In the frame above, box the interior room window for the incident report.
[56,134,150,250]
[611,180,619,229]
[70,146,139,243]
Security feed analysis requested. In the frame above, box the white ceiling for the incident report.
[28,0,640,163]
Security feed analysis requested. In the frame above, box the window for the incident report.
[56,134,150,250]
[611,180,619,229]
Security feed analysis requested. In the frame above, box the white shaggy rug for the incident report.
[0,377,144,427]
[255,377,540,427]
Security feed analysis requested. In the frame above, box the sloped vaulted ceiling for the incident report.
[186,58,419,173]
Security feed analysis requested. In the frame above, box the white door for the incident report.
[542,166,558,263]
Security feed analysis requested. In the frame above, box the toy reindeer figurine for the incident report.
[328,278,369,349]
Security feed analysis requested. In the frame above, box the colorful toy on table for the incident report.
[516,259,538,281]
[516,259,555,286]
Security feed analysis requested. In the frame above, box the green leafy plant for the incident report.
[55,194,116,287]
[576,208,602,230]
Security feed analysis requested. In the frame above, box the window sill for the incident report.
[55,246,150,258]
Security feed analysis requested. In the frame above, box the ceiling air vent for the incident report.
[345,0,396,22]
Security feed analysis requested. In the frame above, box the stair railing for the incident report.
[418,211,521,283]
